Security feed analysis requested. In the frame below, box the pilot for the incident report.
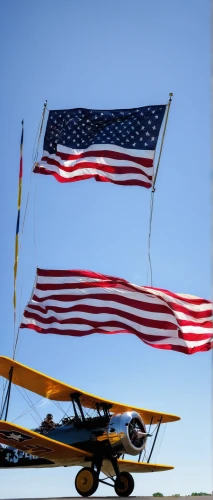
[40,414,56,434]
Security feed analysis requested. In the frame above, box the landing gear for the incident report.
[75,467,99,497]
[75,456,135,497]
[114,472,134,497]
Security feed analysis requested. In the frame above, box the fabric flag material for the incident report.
[13,121,24,310]
[20,269,213,355]
[34,105,166,188]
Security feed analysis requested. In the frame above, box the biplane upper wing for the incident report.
[0,421,92,467]
[0,356,180,425]
[102,459,174,477]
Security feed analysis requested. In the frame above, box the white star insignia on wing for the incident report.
[8,433,23,441]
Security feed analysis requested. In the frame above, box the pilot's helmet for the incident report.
[46,413,53,419]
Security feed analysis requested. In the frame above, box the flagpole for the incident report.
[147,93,173,286]
[37,100,47,145]
[21,99,48,239]
[33,99,48,168]
[152,92,173,191]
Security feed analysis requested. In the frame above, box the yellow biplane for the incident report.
[0,356,180,497]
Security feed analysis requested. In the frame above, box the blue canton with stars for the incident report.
[44,105,166,155]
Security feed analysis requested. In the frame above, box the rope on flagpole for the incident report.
[147,189,155,287]
[13,101,48,360]
[147,93,173,286]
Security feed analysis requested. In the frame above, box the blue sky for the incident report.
[0,0,211,497]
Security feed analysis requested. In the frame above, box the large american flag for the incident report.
[20,269,213,355]
[34,105,166,188]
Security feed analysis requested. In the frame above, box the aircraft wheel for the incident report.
[114,471,134,497]
[75,467,99,497]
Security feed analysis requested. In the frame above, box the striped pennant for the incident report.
[13,121,23,310]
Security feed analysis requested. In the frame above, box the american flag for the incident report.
[20,269,213,355]
[34,105,166,188]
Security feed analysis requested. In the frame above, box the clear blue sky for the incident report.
[0,0,211,497]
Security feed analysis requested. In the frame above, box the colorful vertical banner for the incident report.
[13,120,24,311]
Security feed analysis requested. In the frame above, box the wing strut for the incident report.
[138,416,153,462]
[147,417,162,463]
[71,393,85,422]
[0,367,13,421]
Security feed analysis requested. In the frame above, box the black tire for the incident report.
[75,467,99,497]
[114,471,134,497]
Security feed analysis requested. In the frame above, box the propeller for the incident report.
[128,418,150,447]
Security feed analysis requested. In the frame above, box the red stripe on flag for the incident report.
[20,269,213,355]
[33,166,152,187]
[56,149,153,168]
[39,157,153,179]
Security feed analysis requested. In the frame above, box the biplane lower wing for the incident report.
[102,459,174,476]
[0,421,174,475]
[0,421,92,467]
[0,422,174,474]
[0,357,180,425]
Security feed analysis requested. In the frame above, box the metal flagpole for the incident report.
[33,99,48,168]
[152,93,173,190]
[147,93,173,286]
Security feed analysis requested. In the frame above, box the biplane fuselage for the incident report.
[46,417,110,452]
[43,415,116,454]
[0,357,180,497]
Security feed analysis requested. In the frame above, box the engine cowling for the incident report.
[107,411,147,456]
